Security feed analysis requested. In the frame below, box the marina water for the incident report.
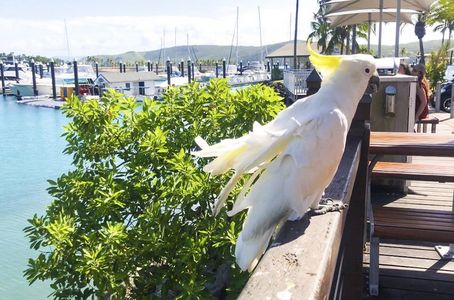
[0,95,71,299]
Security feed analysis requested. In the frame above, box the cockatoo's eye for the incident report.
[365,68,370,74]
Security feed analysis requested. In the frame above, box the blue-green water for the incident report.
[0,96,71,299]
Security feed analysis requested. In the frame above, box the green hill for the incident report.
[87,39,447,66]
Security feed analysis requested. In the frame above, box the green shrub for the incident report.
[426,43,449,92]
[24,80,284,299]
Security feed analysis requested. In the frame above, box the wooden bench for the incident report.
[372,161,454,182]
[415,116,439,133]
[368,160,454,296]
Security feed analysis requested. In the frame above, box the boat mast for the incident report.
[258,6,263,63]
[64,19,71,61]
[236,6,239,65]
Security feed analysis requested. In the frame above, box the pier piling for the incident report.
[147,60,151,72]
[38,64,43,79]
[0,63,5,94]
[181,60,184,77]
[222,58,226,78]
[73,60,79,96]
[14,61,19,80]
[187,59,191,83]
[123,64,126,73]
[166,59,171,86]
[215,62,219,78]
[31,60,37,96]
[50,60,56,99]
[119,62,123,73]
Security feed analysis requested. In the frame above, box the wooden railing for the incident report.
[238,94,373,300]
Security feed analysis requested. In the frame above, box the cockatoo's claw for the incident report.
[310,200,348,216]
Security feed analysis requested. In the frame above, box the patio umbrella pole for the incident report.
[368,13,371,52]
[394,0,401,57]
[378,0,383,57]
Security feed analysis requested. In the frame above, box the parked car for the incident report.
[430,80,452,112]
[445,65,454,81]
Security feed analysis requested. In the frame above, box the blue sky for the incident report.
[1,0,442,58]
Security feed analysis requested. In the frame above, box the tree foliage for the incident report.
[24,80,285,299]
[426,44,449,92]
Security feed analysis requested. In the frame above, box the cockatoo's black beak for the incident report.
[366,72,380,94]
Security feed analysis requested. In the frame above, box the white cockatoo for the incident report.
[192,42,378,271]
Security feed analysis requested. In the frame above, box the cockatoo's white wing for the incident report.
[231,110,348,271]
[192,105,314,214]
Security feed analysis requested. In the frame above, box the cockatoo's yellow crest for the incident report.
[307,40,341,78]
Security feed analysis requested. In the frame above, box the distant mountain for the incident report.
[87,39,447,66]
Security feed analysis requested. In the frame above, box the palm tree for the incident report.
[415,14,426,65]
[426,0,454,46]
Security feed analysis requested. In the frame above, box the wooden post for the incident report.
[187,59,191,83]
[166,59,171,86]
[215,62,219,78]
[73,60,79,96]
[50,60,57,99]
[192,62,195,81]
[0,62,5,94]
[222,58,226,78]
[123,64,126,73]
[181,60,184,77]
[31,60,37,96]
[147,60,151,72]
[119,62,123,73]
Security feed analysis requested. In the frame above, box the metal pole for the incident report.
[50,60,56,99]
[293,0,299,69]
[0,63,5,94]
[222,58,226,78]
[119,62,123,73]
[73,60,79,96]
[31,60,37,96]
[368,14,371,52]
[451,84,454,119]
[181,60,184,77]
[352,25,357,54]
[147,60,151,72]
[378,0,383,57]
[123,64,126,73]
[435,82,441,112]
[216,62,219,78]
[394,0,401,57]
[191,62,195,81]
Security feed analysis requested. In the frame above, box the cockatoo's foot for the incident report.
[310,198,348,216]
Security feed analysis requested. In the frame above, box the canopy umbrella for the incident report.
[326,9,415,27]
[326,8,416,56]
[326,0,436,15]
[325,0,436,57]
